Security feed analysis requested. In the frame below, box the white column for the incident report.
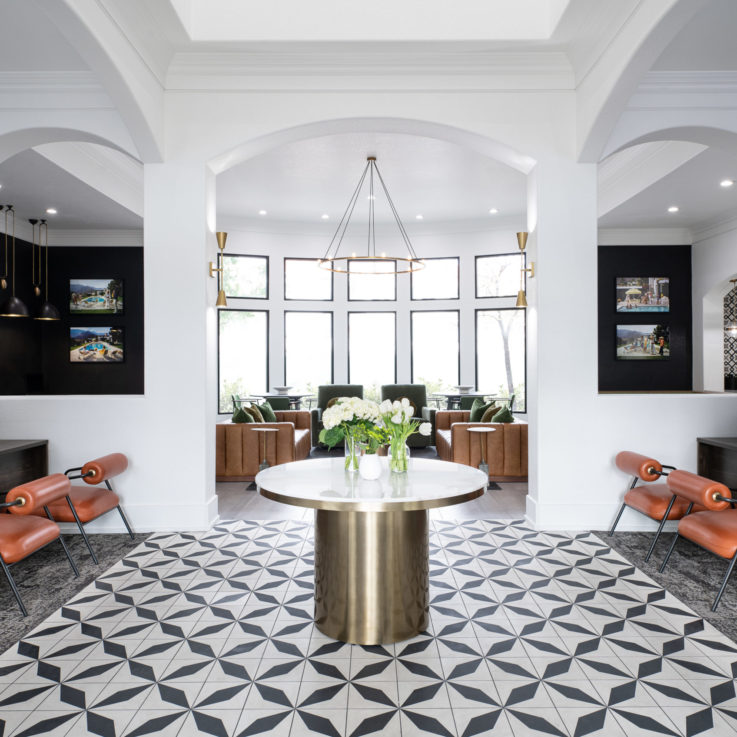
[142,160,218,529]
[525,157,598,528]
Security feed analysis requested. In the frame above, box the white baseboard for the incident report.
[524,497,677,532]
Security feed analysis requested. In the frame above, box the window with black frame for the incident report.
[411,257,459,300]
[411,310,460,394]
[348,311,396,401]
[284,311,334,394]
[476,308,526,411]
[284,258,333,300]
[475,253,521,298]
[218,309,268,412]
[223,254,268,299]
[348,259,397,301]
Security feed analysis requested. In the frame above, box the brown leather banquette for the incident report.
[216,410,311,481]
[434,410,528,481]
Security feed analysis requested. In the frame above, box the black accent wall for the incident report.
[0,241,143,395]
[598,245,692,392]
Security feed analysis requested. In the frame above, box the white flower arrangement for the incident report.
[377,399,432,473]
[321,397,380,430]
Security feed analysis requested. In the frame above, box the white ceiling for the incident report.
[598,147,737,230]
[0,0,87,71]
[216,132,527,226]
[0,150,142,230]
[653,0,737,71]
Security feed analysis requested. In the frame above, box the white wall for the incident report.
[216,221,527,417]
[692,222,737,391]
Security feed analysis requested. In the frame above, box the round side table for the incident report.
[467,426,495,483]
[251,427,279,471]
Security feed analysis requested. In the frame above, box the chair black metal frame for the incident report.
[62,467,134,564]
[0,497,79,616]
[659,492,737,612]
[609,463,676,562]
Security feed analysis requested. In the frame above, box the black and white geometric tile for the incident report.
[2,519,737,737]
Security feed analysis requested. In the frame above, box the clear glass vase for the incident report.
[388,437,410,474]
[344,432,360,473]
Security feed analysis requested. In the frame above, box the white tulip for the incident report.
[391,412,403,424]
[403,407,414,421]
[379,399,392,414]
[419,422,432,436]
[401,397,410,408]
[392,400,402,411]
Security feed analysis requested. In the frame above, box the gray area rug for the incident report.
[601,530,737,642]
[0,532,147,655]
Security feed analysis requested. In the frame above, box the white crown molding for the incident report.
[691,213,737,244]
[167,49,574,91]
[216,214,525,237]
[0,71,113,109]
[628,70,737,111]
[597,228,692,246]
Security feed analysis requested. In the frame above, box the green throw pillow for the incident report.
[491,405,515,423]
[469,398,495,422]
[258,401,277,422]
[245,405,265,423]
[232,408,253,423]
[480,405,498,423]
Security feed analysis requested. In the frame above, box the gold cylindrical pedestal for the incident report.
[314,508,429,645]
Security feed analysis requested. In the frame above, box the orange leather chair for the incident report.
[1,474,80,616]
[44,453,133,564]
[658,469,735,611]
[609,451,687,561]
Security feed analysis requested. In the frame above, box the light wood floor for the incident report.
[216,480,528,521]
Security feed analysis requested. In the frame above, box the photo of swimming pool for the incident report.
[70,278,124,314]
[69,327,124,363]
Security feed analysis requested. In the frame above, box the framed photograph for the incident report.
[70,279,124,314]
[70,327,124,363]
[616,324,669,360]
[616,277,669,312]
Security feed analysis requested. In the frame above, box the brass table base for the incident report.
[314,508,429,645]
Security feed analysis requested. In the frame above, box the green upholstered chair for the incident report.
[380,384,433,448]
[265,396,291,411]
[311,384,364,446]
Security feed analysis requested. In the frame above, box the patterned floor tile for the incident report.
[3,520,737,737]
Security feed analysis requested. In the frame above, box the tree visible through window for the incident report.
[476,308,526,411]
[476,254,520,298]
[223,255,268,299]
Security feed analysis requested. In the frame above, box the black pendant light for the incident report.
[35,219,60,320]
[0,205,29,318]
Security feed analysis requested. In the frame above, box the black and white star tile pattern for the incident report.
[2,519,737,737]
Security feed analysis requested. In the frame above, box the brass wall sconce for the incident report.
[209,231,227,307]
[35,219,60,321]
[726,279,737,336]
[0,205,29,318]
[515,231,535,308]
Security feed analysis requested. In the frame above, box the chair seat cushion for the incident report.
[624,483,697,521]
[679,509,737,560]
[45,486,120,523]
[0,515,59,564]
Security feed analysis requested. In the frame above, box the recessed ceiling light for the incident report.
[721,179,734,188]
[415,214,423,220]
[321,214,329,220]
[45,208,57,215]
[258,209,267,215]
[489,208,498,214]
[667,206,679,213]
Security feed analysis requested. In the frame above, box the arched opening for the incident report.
[209,118,536,521]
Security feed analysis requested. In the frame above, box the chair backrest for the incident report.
[265,396,291,410]
[82,453,129,484]
[6,473,71,514]
[666,469,731,511]
[381,384,427,414]
[317,384,363,409]
[615,451,663,482]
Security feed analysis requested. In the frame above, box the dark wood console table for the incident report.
[698,437,737,490]
[0,439,48,495]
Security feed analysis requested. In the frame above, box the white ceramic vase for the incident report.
[359,453,382,480]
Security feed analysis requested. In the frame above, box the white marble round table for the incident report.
[256,457,486,644]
